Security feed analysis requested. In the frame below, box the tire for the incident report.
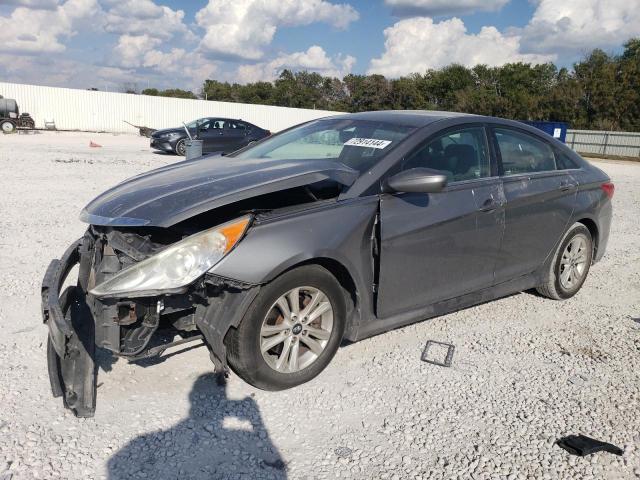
[226,265,346,390]
[174,139,186,156]
[536,222,593,300]
[1,120,16,133]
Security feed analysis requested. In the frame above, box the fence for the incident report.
[0,82,340,134]
[567,129,640,158]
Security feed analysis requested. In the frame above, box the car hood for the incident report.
[151,127,188,137]
[80,156,358,227]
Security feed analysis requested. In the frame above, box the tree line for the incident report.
[139,39,640,131]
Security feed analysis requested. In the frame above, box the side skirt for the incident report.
[352,271,542,342]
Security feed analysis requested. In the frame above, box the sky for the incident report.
[0,0,638,93]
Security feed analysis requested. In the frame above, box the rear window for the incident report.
[554,149,580,170]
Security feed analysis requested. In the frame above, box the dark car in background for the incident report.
[43,111,613,417]
[150,117,270,156]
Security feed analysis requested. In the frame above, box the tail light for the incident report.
[601,182,615,199]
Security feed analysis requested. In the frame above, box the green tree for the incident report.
[193,38,640,130]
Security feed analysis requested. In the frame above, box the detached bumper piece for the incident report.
[42,239,97,418]
[556,435,623,457]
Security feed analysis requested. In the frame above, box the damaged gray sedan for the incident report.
[42,111,613,416]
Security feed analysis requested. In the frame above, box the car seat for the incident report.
[444,144,477,179]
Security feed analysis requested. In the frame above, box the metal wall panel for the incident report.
[567,129,640,158]
[0,82,341,134]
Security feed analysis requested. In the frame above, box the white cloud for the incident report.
[368,17,555,77]
[519,0,640,54]
[0,52,138,89]
[111,34,163,68]
[2,0,60,8]
[102,0,192,41]
[0,49,214,92]
[108,34,217,90]
[235,45,355,83]
[0,0,97,53]
[385,0,509,17]
[195,0,359,60]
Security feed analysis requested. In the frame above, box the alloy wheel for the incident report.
[260,286,334,373]
[559,233,589,290]
[176,140,186,156]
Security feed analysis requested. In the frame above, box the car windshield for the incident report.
[231,119,415,173]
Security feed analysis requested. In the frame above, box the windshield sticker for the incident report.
[344,138,392,149]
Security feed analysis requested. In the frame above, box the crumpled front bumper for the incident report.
[41,235,261,418]
[41,239,97,418]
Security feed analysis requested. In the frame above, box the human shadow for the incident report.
[107,373,287,480]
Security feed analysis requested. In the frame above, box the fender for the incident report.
[209,196,380,330]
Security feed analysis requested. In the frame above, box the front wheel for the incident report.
[537,223,593,300]
[174,138,186,156]
[226,265,346,390]
[1,120,16,133]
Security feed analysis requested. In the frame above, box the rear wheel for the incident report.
[175,139,186,156]
[537,223,593,300]
[1,120,16,133]
[226,265,346,390]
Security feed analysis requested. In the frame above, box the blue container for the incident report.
[520,121,568,143]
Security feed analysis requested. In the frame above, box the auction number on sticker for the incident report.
[344,138,392,149]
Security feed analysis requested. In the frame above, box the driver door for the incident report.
[377,125,505,318]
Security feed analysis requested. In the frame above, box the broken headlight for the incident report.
[89,216,251,298]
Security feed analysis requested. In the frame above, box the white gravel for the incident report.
[0,131,639,480]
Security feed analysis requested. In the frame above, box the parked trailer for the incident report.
[0,97,35,133]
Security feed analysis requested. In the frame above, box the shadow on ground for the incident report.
[107,373,287,480]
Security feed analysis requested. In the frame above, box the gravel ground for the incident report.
[0,131,639,480]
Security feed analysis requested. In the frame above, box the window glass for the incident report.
[495,128,557,175]
[400,127,491,182]
[555,149,579,170]
[233,119,415,172]
[225,121,247,130]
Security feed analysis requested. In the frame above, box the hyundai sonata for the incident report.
[42,111,613,417]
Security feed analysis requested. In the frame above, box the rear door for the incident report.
[377,125,504,318]
[490,126,577,282]
[223,120,250,152]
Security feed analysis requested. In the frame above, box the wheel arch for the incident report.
[576,217,599,259]
[274,257,361,337]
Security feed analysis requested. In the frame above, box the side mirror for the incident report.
[386,168,448,194]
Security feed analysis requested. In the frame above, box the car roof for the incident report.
[209,117,250,121]
[327,110,483,128]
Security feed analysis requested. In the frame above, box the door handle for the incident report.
[560,180,577,191]
[478,196,499,212]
